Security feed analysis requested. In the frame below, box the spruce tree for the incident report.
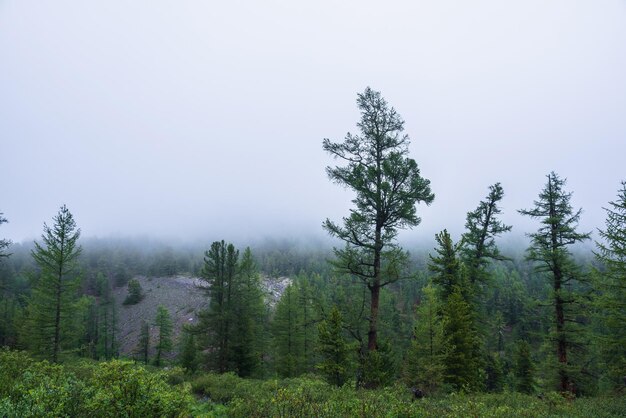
[316,305,352,386]
[519,172,591,392]
[25,205,82,362]
[323,87,434,386]
[593,181,626,388]
[429,230,464,300]
[403,283,445,394]
[429,230,482,391]
[442,287,482,391]
[154,305,173,367]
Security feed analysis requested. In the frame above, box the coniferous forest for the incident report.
[1,89,625,417]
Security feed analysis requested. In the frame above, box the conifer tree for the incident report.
[25,205,82,362]
[154,305,173,367]
[593,181,626,388]
[429,230,482,391]
[123,278,143,305]
[179,329,198,373]
[323,87,434,382]
[316,305,352,386]
[272,284,304,377]
[197,240,239,372]
[514,340,535,394]
[519,172,591,392]
[429,230,464,300]
[230,247,266,377]
[403,283,445,394]
[460,183,512,286]
[442,287,482,391]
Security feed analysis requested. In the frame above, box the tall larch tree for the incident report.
[593,181,626,388]
[323,87,434,385]
[25,205,82,362]
[519,172,590,392]
[460,183,512,287]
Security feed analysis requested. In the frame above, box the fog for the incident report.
[1,1,625,246]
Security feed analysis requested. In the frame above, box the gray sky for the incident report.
[1,1,625,245]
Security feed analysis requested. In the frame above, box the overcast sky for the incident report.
[1,1,625,245]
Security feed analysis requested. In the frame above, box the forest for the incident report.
[1,89,625,417]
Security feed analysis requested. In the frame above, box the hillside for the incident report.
[113,275,291,358]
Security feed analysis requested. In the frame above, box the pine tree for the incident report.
[316,305,352,386]
[323,87,434,386]
[154,305,173,367]
[25,205,82,362]
[519,172,591,392]
[593,181,626,388]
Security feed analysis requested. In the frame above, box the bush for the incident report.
[0,349,192,418]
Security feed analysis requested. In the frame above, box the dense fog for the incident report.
[1,1,624,243]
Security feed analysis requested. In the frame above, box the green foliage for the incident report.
[316,305,353,386]
[133,320,150,365]
[429,230,465,300]
[442,287,483,391]
[593,181,626,389]
[179,328,198,373]
[359,340,396,388]
[403,283,445,394]
[273,283,304,377]
[186,369,626,417]
[154,305,173,367]
[23,205,82,362]
[514,340,535,394]
[86,359,191,417]
[0,348,191,418]
[123,278,143,305]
